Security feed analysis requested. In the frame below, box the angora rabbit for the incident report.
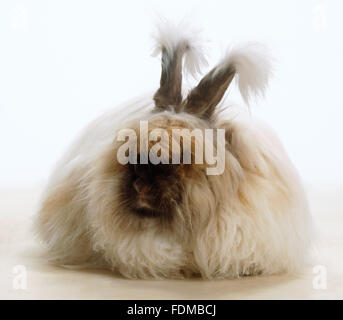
[34,22,314,279]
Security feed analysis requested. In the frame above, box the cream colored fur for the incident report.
[34,22,314,279]
[34,99,314,279]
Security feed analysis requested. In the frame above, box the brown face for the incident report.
[119,155,183,220]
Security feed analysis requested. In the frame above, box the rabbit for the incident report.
[34,21,314,279]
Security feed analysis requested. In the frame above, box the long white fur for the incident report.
[151,18,208,78]
[215,42,273,105]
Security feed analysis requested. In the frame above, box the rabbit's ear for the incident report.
[153,44,185,110]
[182,43,272,119]
[182,64,235,119]
[152,20,207,111]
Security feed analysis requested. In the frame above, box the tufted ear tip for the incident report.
[152,19,207,111]
[182,42,273,119]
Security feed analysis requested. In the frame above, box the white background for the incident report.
[0,0,342,187]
